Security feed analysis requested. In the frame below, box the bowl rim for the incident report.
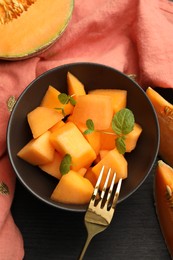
[7,62,160,212]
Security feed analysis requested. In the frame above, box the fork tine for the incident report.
[107,171,116,203]
[112,178,122,209]
[93,165,104,197]
[100,168,111,199]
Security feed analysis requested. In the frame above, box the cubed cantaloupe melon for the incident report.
[50,122,96,171]
[67,72,86,100]
[125,123,142,152]
[51,170,94,204]
[92,148,127,190]
[17,131,54,165]
[89,89,127,113]
[78,124,101,155]
[40,85,74,116]
[27,106,63,139]
[49,120,65,133]
[71,94,113,130]
[39,151,62,179]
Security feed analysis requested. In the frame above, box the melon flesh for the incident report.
[89,89,127,113]
[51,170,94,204]
[154,160,173,257]
[92,148,128,190]
[71,94,113,130]
[17,131,54,165]
[50,122,96,171]
[146,87,173,167]
[0,0,74,59]
[27,106,64,139]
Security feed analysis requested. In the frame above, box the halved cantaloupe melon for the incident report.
[0,0,74,59]
[146,87,173,167]
[154,160,173,257]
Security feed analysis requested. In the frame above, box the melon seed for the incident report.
[164,106,173,121]
[0,0,36,24]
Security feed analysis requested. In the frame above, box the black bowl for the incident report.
[7,62,160,212]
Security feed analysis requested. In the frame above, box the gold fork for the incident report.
[79,166,122,260]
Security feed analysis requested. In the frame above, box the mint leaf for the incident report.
[58,93,76,106]
[60,154,72,175]
[55,107,66,117]
[116,136,126,154]
[58,93,69,104]
[83,119,95,135]
[69,96,76,106]
[112,108,135,135]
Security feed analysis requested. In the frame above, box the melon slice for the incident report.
[146,87,173,167]
[51,170,94,204]
[89,89,127,113]
[17,131,54,165]
[27,106,64,139]
[71,94,113,130]
[0,0,74,59]
[50,122,96,171]
[40,86,74,116]
[125,123,142,152]
[154,160,173,257]
[39,151,62,179]
[92,148,128,190]
[67,72,86,100]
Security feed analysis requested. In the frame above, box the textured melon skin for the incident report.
[154,160,173,257]
[0,0,74,60]
[146,87,173,168]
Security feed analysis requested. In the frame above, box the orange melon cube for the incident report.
[39,151,62,179]
[125,123,142,152]
[40,85,74,116]
[49,120,65,133]
[92,148,127,190]
[100,125,117,150]
[50,122,96,171]
[78,124,101,155]
[67,72,86,100]
[27,106,64,139]
[77,168,87,176]
[99,150,109,159]
[71,94,113,130]
[84,167,97,187]
[89,89,127,113]
[17,131,54,165]
[51,170,94,204]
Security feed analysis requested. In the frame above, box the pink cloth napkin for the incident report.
[1,0,173,259]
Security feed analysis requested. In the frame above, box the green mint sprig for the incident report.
[59,154,72,175]
[83,119,95,135]
[83,108,135,154]
[58,93,76,106]
[55,93,76,117]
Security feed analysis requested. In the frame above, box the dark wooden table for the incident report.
[11,88,172,260]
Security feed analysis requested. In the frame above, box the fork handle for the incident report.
[79,234,94,260]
